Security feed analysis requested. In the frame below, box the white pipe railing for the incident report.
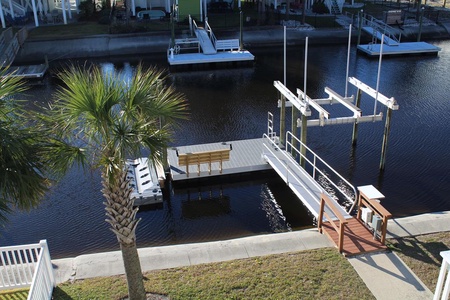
[205,20,217,49]
[0,240,54,300]
[262,133,324,203]
[284,131,357,212]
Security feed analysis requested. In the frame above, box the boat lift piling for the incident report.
[300,37,309,168]
[279,26,287,147]
[275,28,398,171]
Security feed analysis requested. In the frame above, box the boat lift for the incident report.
[276,26,399,170]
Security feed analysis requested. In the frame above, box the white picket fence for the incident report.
[0,240,55,300]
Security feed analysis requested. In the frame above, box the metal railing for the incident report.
[284,131,357,213]
[361,14,402,44]
[262,133,325,205]
[0,240,55,300]
[205,20,217,49]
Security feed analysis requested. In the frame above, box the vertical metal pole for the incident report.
[352,89,362,146]
[300,37,308,168]
[171,13,175,46]
[345,25,352,98]
[239,10,243,50]
[374,34,384,116]
[279,26,287,146]
[379,107,392,170]
[357,10,363,46]
[284,26,287,86]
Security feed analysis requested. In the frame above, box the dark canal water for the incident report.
[1,40,450,258]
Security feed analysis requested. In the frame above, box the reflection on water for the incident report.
[1,40,450,258]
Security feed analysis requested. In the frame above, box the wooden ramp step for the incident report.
[322,217,386,257]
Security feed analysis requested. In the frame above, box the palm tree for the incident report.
[0,69,55,223]
[41,63,188,300]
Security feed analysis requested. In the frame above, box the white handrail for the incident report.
[262,134,325,202]
[0,240,54,300]
[285,131,357,213]
[27,240,55,300]
[361,14,402,44]
[205,20,217,49]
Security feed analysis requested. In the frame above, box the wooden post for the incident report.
[418,6,424,42]
[356,193,362,219]
[381,215,388,244]
[291,107,298,156]
[351,88,362,146]
[357,10,364,46]
[239,10,243,50]
[318,196,325,233]
[379,108,392,170]
[280,94,286,146]
[300,114,307,168]
[338,222,345,253]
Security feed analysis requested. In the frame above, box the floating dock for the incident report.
[126,158,164,206]
[167,19,254,67]
[167,138,271,182]
[1,27,49,83]
[3,63,48,80]
[357,15,441,57]
[168,50,255,66]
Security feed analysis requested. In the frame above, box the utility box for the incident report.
[372,215,382,232]
[361,207,373,224]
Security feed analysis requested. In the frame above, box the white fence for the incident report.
[0,240,55,300]
[434,250,450,300]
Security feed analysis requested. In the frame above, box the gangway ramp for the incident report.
[261,134,352,221]
[362,26,399,46]
[194,27,217,55]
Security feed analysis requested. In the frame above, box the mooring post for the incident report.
[357,10,363,46]
[379,107,392,170]
[351,88,362,146]
[239,10,243,50]
[291,107,298,156]
[418,6,424,42]
[280,26,287,147]
[280,94,286,146]
[300,115,307,168]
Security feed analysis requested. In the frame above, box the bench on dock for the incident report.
[177,148,231,177]
[215,39,240,51]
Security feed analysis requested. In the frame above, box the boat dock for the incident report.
[167,138,271,182]
[357,14,441,56]
[167,18,254,66]
[167,133,390,256]
[0,27,49,81]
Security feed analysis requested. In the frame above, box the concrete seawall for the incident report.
[15,24,450,64]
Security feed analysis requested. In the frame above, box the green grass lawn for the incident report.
[51,248,374,300]
[3,231,450,299]
[388,231,450,291]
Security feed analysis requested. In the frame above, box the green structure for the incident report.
[177,0,202,22]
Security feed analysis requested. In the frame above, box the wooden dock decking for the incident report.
[322,217,387,257]
[167,138,272,181]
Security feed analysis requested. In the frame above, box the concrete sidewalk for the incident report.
[52,211,450,299]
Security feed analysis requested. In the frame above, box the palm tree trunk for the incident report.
[121,242,146,300]
[102,170,146,300]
